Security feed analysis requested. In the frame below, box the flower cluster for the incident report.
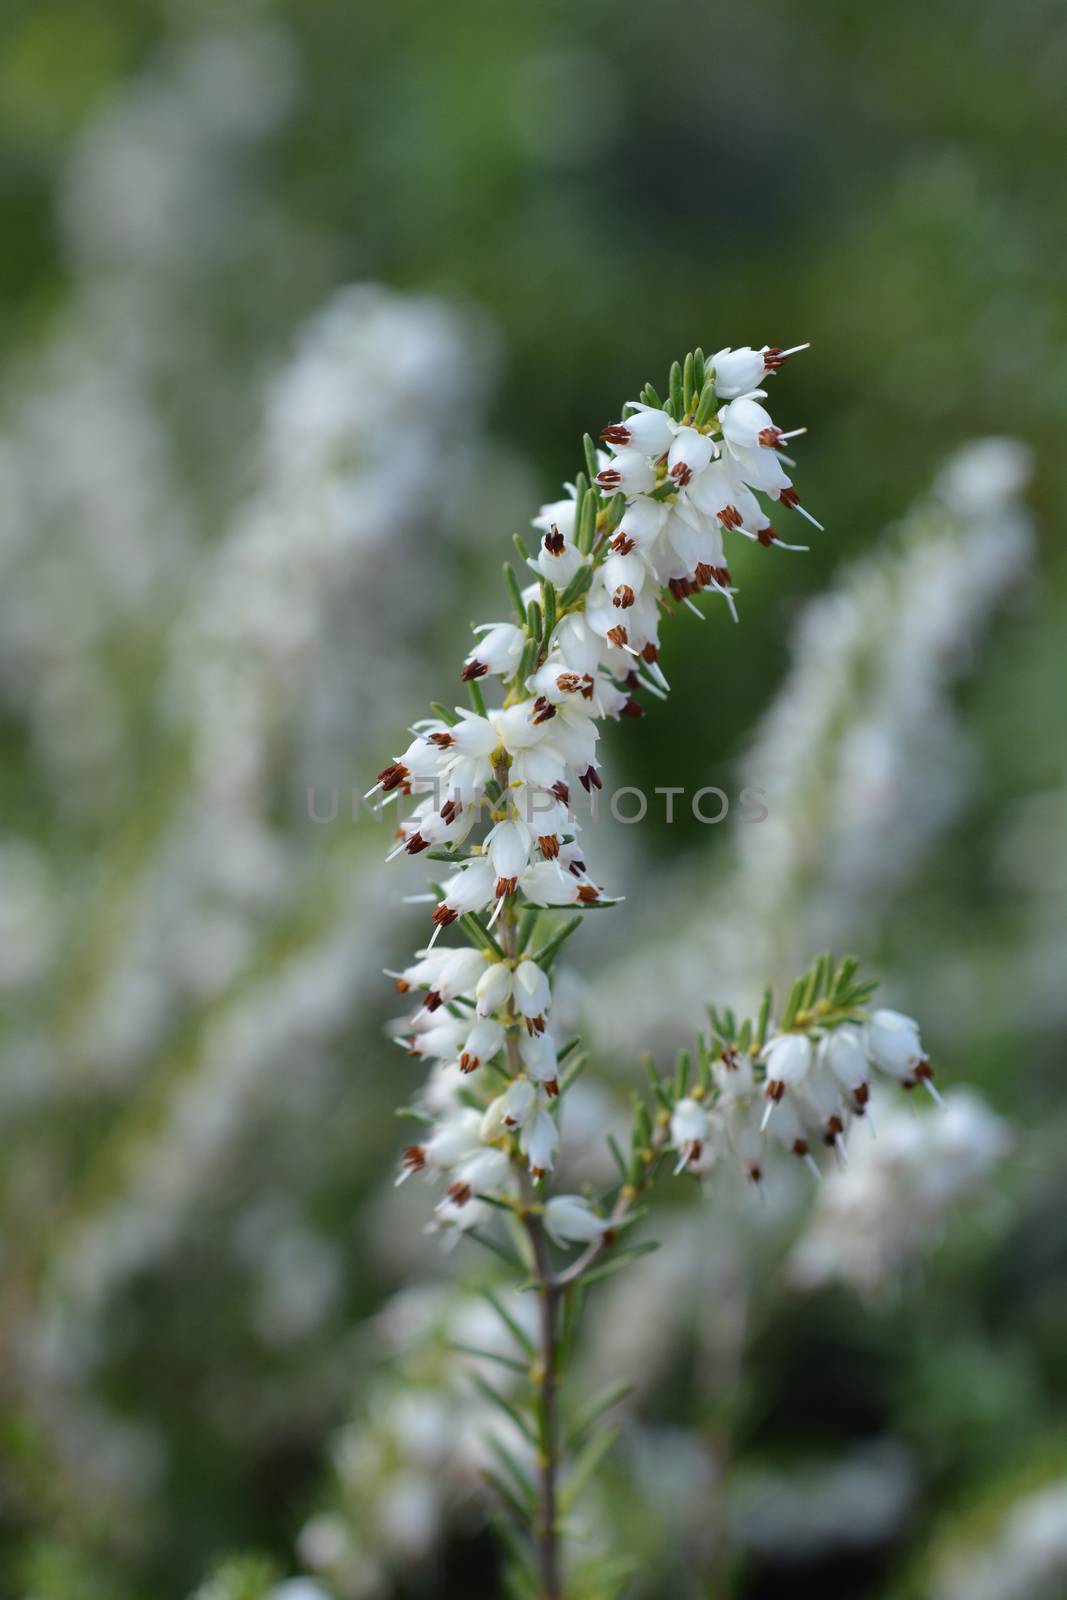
[373,344,814,1226]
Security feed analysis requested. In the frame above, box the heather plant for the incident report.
[369,347,945,1599]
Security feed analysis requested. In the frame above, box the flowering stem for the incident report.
[497,852,563,1598]
[524,1195,563,1600]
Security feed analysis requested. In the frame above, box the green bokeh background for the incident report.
[1,2,1065,1597]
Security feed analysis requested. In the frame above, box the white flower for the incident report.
[520,1108,559,1176]
[398,1108,482,1182]
[670,1096,709,1173]
[595,448,655,497]
[518,1029,559,1090]
[762,1032,813,1099]
[710,343,808,399]
[462,622,525,681]
[865,1008,938,1095]
[481,1077,538,1139]
[600,406,675,456]
[474,961,513,1016]
[543,1194,609,1247]
[458,1017,505,1074]
[666,426,714,489]
[820,1025,871,1113]
[528,526,585,586]
[513,959,551,1033]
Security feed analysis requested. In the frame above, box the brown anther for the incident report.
[543,1078,560,1098]
[758,426,783,448]
[405,833,430,854]
[461,659,488,681]
[432,905,458,928]
[539,834,560,860]
[606,624,628,648]
[596,468,622,489]
[378,762,409,792]
[718,504,743,530]
[403,1145,427,1172]
[532,696,557,725]
[757,526,776,547]
[763,346,787,369]
[525,1014,545,1035]
[621,697,643,718]
[580,675,595,699]
[641,641,658,664]
[779,487,801,509]
[721,1046,739,1069]
[713,566,731,586]
[853,1083,870,1109]
[531,1166,546,1179]
[440,798,460,824]
[494,876,517,900]
[422,990,443,1012]
[668,576,693,601]
[792,1138,810,1157]
[827,1114,844,1137]
[611,533,636,555]
[694,562,714,589]
[447,1181,472,1205]
[612,584,636,609]
[579,766,602,793]
[765,1080,786,1102]
[458,1052,479,1073]
[556,673,582,694]
[551,780,570,805]
[544,524,566,554]
[394,977,410,993]
[428,731,455,749]
[600,424,630,446]
[577,884,600,904]
[670,461,693,487]
[568,855,588,875]
[914,1058,934,1082]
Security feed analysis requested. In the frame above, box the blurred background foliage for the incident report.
[0,0,1064,1597]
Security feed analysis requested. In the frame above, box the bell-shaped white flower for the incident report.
[821,1025,871,1113]
[485,818,533,898]
[603,549,647,610]
[397,1107,482,1183]
[513,959,551,1034]
[519,1028,559,1091]
[600,406,675,456]
[462,622,525,682]
[710,343,807,400]
[475,961,514,1017]
[865,1008,939,1097]
[481,1077,538,1139]
[719,396,783,452]
[528,525,586,587]
[423,946,487,1010]
[670,1096,709,1173]
[431,856,497,938]
[595,448,655,497]
[762,1032,814,1124]
[666,426,714,489]
[614,495,667,552]
[543,1194,609,1247]
[520,1107,559,1176]
[458,1016,505,1074]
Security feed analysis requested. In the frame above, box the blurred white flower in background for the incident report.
[934,1477,1067,1600]
[789,1090,1012,1296]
